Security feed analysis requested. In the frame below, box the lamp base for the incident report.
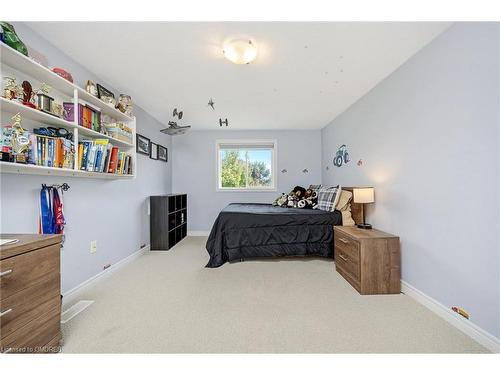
[357,223,372,229]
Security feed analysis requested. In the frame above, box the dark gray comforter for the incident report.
[205,203,342,267]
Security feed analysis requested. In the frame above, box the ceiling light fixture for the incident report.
[223,39,258,64]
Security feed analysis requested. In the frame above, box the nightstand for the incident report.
[333,226,401,295]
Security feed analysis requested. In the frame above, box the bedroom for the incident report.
[0,1,499,373]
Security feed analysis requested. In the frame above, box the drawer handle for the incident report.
[0,269,13,277]
[0,308,12,317]
[339,238,349,244]
[339,254,348,261]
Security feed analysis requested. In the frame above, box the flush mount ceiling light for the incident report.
[223,39,258,64]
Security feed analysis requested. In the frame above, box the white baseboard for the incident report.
[188,231,210,236]
[401,280,500,353]
[62,245,150,307]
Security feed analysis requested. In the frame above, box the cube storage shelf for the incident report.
[150,194,187,250]
[0,43,136,179]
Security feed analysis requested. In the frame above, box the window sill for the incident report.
[217,188,277,193]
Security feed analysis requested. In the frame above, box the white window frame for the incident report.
[216,139,277,192]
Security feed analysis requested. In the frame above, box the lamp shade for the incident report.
[353,187,375,204]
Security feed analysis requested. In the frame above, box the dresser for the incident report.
[150,194,187,250]
[333,226,400,295]
[0,234,62,353]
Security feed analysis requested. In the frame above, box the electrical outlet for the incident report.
[90,240,97,254]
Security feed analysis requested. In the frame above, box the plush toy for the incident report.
[272,193,288,207]
[272,185,318,209]
[291,185,307,199]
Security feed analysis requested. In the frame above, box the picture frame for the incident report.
[85,80,98,97]
[158,145,168,162]
[136,133,151,156]
[96,83,115,105]
[150,142,158,160]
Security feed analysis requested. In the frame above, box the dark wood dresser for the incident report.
[150,194,187,250]
[334,226,401,295]
[0,234,62,353]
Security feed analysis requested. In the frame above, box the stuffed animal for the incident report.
[272,185,318,209]
[272,193,288,207]
[291,185,307,199]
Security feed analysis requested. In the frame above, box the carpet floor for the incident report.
[61,236,488,353]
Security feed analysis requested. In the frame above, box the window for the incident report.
[217,140,277,191]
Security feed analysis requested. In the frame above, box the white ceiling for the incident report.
[28,22,450,130]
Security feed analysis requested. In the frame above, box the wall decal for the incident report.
[302,168,309,173]
[326,166,329,171]
[219,118,228,127]
[281,169,288,173]
[357,159,363,166]
[333,144,350,167]
[208,98,215,110]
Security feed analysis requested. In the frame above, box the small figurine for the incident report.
[21,80,36,108]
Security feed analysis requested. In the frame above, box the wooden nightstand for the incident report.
[333,226,401,295]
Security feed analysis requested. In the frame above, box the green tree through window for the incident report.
[219,147,273,189]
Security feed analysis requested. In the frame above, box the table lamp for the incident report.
[353,187,375,229]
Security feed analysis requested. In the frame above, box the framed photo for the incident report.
[136,134,151,156]
[150,142,158,160]
[85,80,98,97]
[96,83,115,105]
[158,145,168,162]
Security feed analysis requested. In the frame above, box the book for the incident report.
[108,147,119,173]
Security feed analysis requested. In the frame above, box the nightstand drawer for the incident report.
[335,247,360,279]
[334,235,360,261]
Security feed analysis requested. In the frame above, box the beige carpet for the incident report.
[61,236,488,353]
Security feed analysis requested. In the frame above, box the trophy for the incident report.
[35,83,53,114]
[21,80,36,108]
[3,77,23,101]
[10,113,30,164]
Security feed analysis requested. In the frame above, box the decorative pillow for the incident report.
[335,190,352,211]
[314,185,341,212]
[341,208,356,226]
[335,190,355,226]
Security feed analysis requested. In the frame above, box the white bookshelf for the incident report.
[0,43,137,179]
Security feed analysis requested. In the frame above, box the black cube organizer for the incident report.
[150,194,187,250]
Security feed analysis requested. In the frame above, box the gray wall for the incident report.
[321,23,500,338]
[172,130,322,231]
[0,23,172,293]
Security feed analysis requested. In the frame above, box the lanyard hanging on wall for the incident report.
[38,183,69,238]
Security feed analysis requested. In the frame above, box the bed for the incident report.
[205,187,363,268]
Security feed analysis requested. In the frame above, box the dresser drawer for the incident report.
[335,247,360,280]
[0,304,61,353]
[0,244,60,301]
[334,234,360,261]
[0,275,60,339]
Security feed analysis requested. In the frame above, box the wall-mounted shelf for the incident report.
[0,43,133,122]
[1,43,137,179]
[0,161,134,179]
[1,98,134,148]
